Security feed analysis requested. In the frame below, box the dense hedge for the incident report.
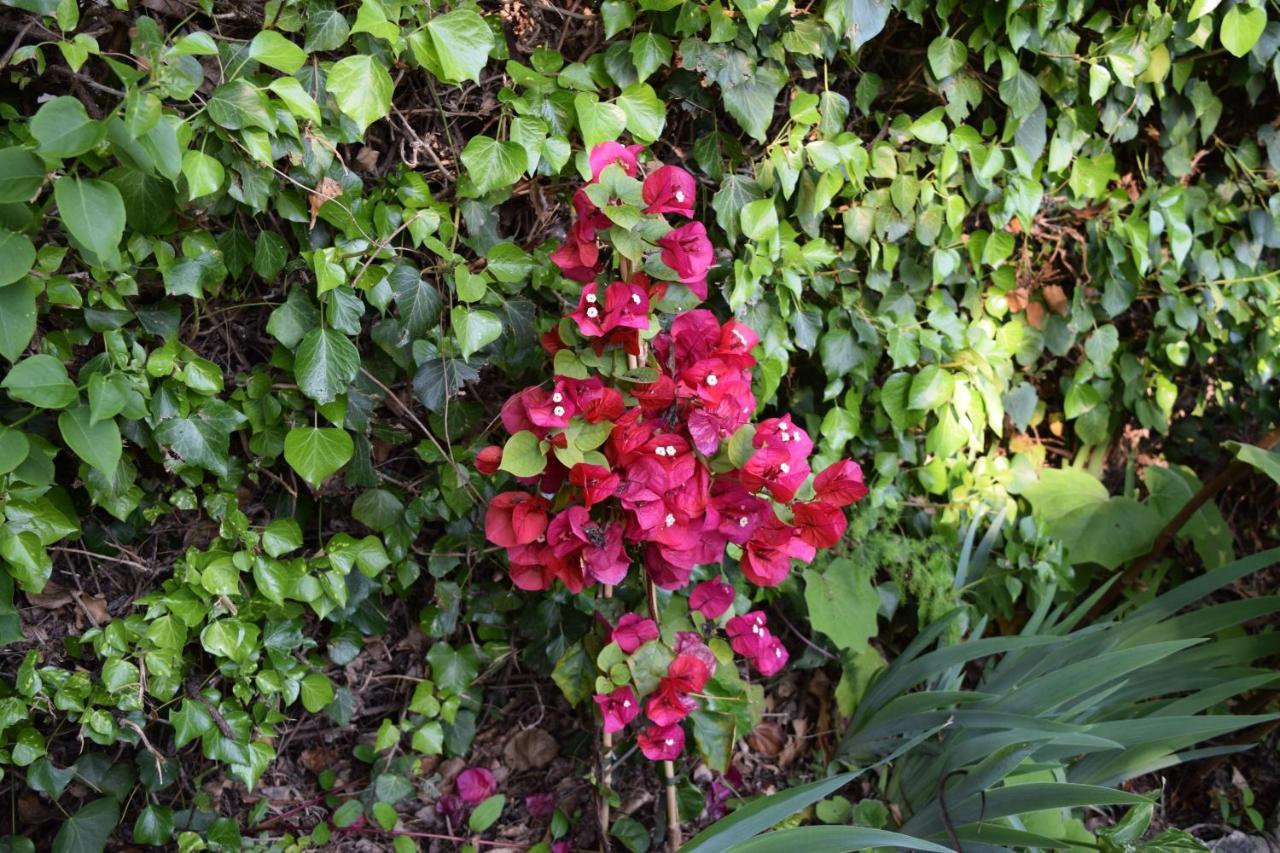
[0,0,1278,848]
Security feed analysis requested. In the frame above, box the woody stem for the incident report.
[642,575,682,851]
[598,585,615,850]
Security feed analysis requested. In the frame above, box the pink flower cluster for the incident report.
[477,143,868,764]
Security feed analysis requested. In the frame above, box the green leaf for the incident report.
[683,773,858,853]
[908,107,948,145]
[926,36,967,78]
[460,136,527,194]
[249,30,307,73]
[0,147,46,203]
[326,55,394,132]
[53,798,120,853]
[54,176,125,262]
[451,306,502,361]
[0,426,29,475]
[284,427,354,488]
[206,81,276,132]
[263,518,303,557]
[1023,468,1163,569]
[58,404,122,475]
[133,805,173,846]
[551,641,594,706]
[631,32,672,82]
[823,0,890,52]
[1232,442,1280,485]
[181,150,225,200]
[722,64,787,142]
[574,94,628,147]
[0,229,34,287]
[300,673,335,712]
[0,280,36,362]
[998,68,1040,119]
[804,558,879,653]
[267,77,323,124]
[295,328,360,404]
[427,9,494,84]
[907,365,954,411]
[1220,5,1266,57]
[730,826,954,853]
[306,2,351,51]
[616,83,667,142]
[499,430,547,478]
[31,97,104,158]
[468,794,505,833]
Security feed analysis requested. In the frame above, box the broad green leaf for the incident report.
[0,147,46,203]
[927,36,967,78]
[630,32,672,82]
[427,9,494,84]
[804,558,878,653]
[451,306,502,360]
[133,805,174,846]
[284,426,354,487]
[616,83,666,142]
[0,280,36,362]
[1220,5,1266,57]
[1023,468,1162,569]
[306,2,351,51]
[468,794,505,832]
[0,229,35,287]
[683,773,858,853]
[295,328,360,404]
[267,77,323,124]
[326,55,394,132]
[182,150,225,199]
[722,64,787,142]
[499,430,547,478]
[574,94,627,147]
[207,80,276,131]
[249,30,307,73]
[54,176,125,262]
[0,427,29,475]
[460,136,527,194]
[732,827,953,853]
[908,107,948,145]
[53,798,120,853]
[823,0,890,51]
[740,198,779,241]
[907,365,954,411]
[31,97,104,158]
[300,673,334,712]
[58,404,122,475]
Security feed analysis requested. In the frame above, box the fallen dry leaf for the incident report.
[75,592,109,626]
[309,177,344,228]
[26,585,72,609]
[1043,284,1069,315]
[504,727,558,771]
[745,721,784,757]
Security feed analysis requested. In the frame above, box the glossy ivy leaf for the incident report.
[927,36,967,78]
[0,229,35,287]
[722,64,787,142]
[300,673,335,712]
[326,55,394,132]
[460,136,527,194]
[53,798,120,853]
[631,32,672,82]
[499,430,547,478]
[1220,5,1266,57]
[426,9,494,84]
[824,0,891,52]
[284,427,354,488]
[31,96,104,159]
[295,328,360,404]
[617,83,666,142]
[0,283,37,363]
[182,150,224,200]
[0,147,46,203]
[133,805,174,846]
[574,93,627,147]
[451,306,502,361]
[804,559,878,654]
[248,30,307,73]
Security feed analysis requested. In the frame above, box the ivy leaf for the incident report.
[631,32,673,82]
[326,55,394,132]
[248,30,307,74]
[58,404,122,475]
[206,81,276,132]
[823,0,891,52]
[927,35,967,78]
[427,9,494,84]
[998,69,1041,120]
[54,176,125,263]
[133,805,174,846]
[181,150,224,200]
[616,83,666,142]
[305,1,350,51]
[907,365,954,411]
[53,797,120,853]
[295,328,360,404]
[721,64,787,142]
[412,352,479,412]
[284,427,354,487]
[574,93,627,147]
[499,430,547,478]
[300,673,335,712]
[460,135,527,194]
[451,306,502,361]
[1220,5,1266,57]
[0,147,47,203]
[31,97,104,159]
[804,559,879,653]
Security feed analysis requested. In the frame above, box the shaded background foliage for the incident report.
[0,0,1278,848]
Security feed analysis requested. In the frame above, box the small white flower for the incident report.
[665,445,677,456]
[631,293,642,305]
[655,446,667,457]
[780,462,791,474]
[553,406,565,417]
[586,292,598,303]
[738,516,749,527]
[674,189,686,203]
[586,306,599,318]
[733,329,748,345]
[706,374,718,387]
[665,513,676,528]
[622,700,631,708]
[552,392,563,403]
[775,647,783,658]
[751,623,762,634]
[664,738,675,747]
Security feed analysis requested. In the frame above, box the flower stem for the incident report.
[642,575,682,851]
[599,583,615,850]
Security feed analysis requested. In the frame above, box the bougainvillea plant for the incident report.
[476,142,867,834]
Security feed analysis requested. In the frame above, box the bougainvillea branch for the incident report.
[477,143,867,848]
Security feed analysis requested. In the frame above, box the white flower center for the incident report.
[706,374,718,386]
[664,445,676,456]
[622,700,631,708]
[780,462,790,474]
[586,307,599,318]
[664,738,675,746]
[738,516,749,527]
[675,190,685,202]
[775,647,783,658]
[733,330,747,345]
[553,406,565,417]
[779,430,790,442]
[586,292,597,303]
[665,513,675,527]
[751,624,762,635]
[552,392,563,403]
[631,293,642,305]
[655,447,666,457]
